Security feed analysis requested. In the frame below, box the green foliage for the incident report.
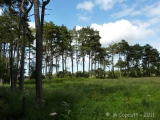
[107,71,119,79]
[0,57,10,83]
[57,70,72,78]
[75,71,89,78]
[94,68,106,79]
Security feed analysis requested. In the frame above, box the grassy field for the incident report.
[0,77,160,120]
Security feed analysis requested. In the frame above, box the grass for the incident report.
[0,77,160,120]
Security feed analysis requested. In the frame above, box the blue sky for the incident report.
[0,0,159,50]
[1,0,159,50]
[27,0,160,51]
[35,0,160,51]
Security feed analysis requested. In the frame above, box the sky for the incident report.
[27,0,160,52]
[0,0,159,51]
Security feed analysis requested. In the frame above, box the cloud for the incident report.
[77,14,91,21]
[142,1,160,24]
[111,8,135,18]
[111,1,160,24]
[75,25,82,30]
[95,0,123,10]
[142,2,160,17]
[132,20,151,28]
[28,22,35,28]
[149,17,160,24]
[76,1,94,12]
[76,0,124,21]
[76,0,123,12]
[90,19,154,46]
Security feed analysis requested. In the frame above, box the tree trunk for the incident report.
[9,5,14,90]
[19,16,26,91]
[77,60,79,74]
[15,13,21,87]
[62,54,64,73]
[88,53,90,77]
[64,55,67,71]
[56,57,58,77]
[111,52,115,77]
[71,52,73,74]
[28,44,31,80]
[34,0,43,102]
[83,55,85,75]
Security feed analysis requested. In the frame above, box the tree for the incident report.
[77,27,101,76]
[142,44,159,77]
[20,0,33,91]
[33,0,50,101]
[0,2,18,88]
[116,40,130,76]
[43,21,59,80]
[70,27,80,75]
[129,44,143,77]
[107,42,118,78]
[55,25,71,76]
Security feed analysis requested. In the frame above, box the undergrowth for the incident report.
[0,77,160,119]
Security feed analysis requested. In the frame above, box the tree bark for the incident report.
[9,5,14,90]
[19,15,26,91]
[34,0,43,101]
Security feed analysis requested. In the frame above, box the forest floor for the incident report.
[0,77,160,120]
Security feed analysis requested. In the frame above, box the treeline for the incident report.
[33,21,160,79]
[0,2,160,87]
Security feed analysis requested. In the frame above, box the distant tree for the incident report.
[116,40,130,76]
[142,44,159,76]
[129,44,143,77]
[107,42,118,78]
[77,27,101,76]
[70,27,80,75]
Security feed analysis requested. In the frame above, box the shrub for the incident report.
[94,68,106,79]
[57,70,72,78]
[75,71,89,78]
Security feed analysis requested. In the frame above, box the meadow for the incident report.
[0,77,160,120]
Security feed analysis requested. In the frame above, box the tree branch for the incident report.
[21,0,34,14]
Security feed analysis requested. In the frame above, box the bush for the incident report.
[30,70,45,79]
[75,71,89,78]
[107,71,118,79]
[0,57,10,83]
[94,68,106,79]
[57,70,72,78]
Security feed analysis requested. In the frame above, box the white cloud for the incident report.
[142,2,160,24]
[28,22,35,28]
[142,2,160,18]
[76,1,94,12]
[77,14,91,21]
[132,20,150,28]
[131,10,141,16]
[90,19,154,46]
[111,8,134,18]
[75,25,82,31]
[94,0,123,10]
[112,1,160,25]
[149,17,160,24]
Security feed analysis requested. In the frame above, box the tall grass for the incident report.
[0,77,160,119]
